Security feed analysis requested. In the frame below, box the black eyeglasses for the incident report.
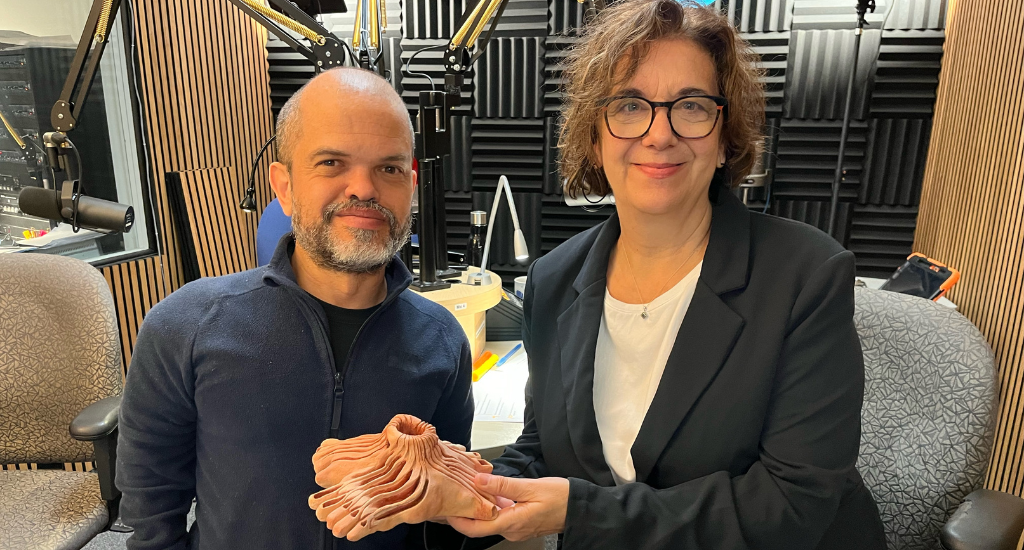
[600,95,728,140]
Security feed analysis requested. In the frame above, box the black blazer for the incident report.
[489,189,886,550]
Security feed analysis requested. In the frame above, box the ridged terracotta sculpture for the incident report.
[309,414,500,541]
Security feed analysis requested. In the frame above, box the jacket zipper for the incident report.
[327,290,402,439]
[323,294,401,549]
[269,255,412,550]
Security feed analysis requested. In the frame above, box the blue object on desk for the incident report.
[256,198,291,266]
[495,343,523,367]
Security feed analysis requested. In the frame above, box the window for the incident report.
[0,0,154,264]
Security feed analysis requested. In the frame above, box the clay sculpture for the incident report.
[309,414,500,541]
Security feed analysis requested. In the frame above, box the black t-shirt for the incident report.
[313,297,380,375]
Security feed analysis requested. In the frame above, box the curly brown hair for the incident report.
[560,0,765,197]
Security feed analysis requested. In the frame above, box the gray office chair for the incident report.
[854,287,1024,550]
[0,254,124,549]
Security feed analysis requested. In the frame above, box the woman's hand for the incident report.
[447,473,569,542]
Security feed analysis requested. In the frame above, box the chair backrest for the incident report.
[0,254,123,465]
[256,197,291,266]
[855,287,998,550]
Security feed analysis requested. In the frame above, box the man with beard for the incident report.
[117,68,474,550]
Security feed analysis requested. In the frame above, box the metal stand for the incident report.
[410,90,459,292]
[828,0,875,237]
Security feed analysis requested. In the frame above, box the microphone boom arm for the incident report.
[37,0,354,232]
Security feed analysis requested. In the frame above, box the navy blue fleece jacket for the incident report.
[116,235,474,550]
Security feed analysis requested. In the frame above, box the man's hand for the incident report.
[446,473,569,542]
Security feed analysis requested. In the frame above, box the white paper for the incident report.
[472,349,529,423]
[14,224,101,249]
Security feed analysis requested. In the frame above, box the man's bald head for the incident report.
[275,67,413,168]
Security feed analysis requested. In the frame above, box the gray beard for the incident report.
[291,198,412,274]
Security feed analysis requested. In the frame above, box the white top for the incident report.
[593,261,703,485]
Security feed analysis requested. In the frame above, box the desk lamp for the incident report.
[467,175,528,286]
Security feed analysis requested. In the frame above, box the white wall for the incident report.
[0,0,93,43]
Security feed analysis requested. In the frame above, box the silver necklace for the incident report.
[620,230,709,320]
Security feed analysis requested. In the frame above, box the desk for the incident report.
[471,340,527,458]
[418,270,503,360]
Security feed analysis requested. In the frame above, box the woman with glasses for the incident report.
[446,1,886,548]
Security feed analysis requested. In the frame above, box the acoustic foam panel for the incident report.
[488,0,548,37]
[791,0,892,30]
[473,37,545,118]
[540,196,613,254]
[869,30,943,117]
[846,204,917,277]
[859,117,931,206]
[770,198,853,246]
[783,28,880,120]
[882,0,947,30]
[470,118,546,191]
[542,116,560,195]
[404,0,468,39]
[711,0,795,33]
[790,0,945,31]
[405,0,546,39]
[448,115,474,192]
[772,118,867,201]
[548,0,589,35]
[542,36,574,116]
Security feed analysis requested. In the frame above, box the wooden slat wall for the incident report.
[914,0,1024,496]
[168,166,258,280]
[100,0,276,371]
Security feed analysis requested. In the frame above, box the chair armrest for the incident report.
[70,395,121,441]
[69,394,122,507]
[941,489,1024,550]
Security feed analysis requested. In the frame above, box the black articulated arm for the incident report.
[51,0,122,134]
[941,489,1024,550]
[443,0,508,99]
[441,0,601,95]
[53,0,346,139]
[227,0,349,72]
[37,0,355,224]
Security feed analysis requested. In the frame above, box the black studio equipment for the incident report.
[18,181,133,234]
[408,0,605,292]
[827,0,877,237]
[1,47,119,240]
[880,253,961,302]
[11,0,136,235]
[466,210,487,268]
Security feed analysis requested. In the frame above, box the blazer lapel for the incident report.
[631,190,752,484]
[630,282,744,483]
[555,216,621,487]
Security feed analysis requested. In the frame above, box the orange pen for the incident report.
[472,351,495,370]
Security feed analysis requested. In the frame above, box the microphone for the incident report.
[18,186,135,234]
